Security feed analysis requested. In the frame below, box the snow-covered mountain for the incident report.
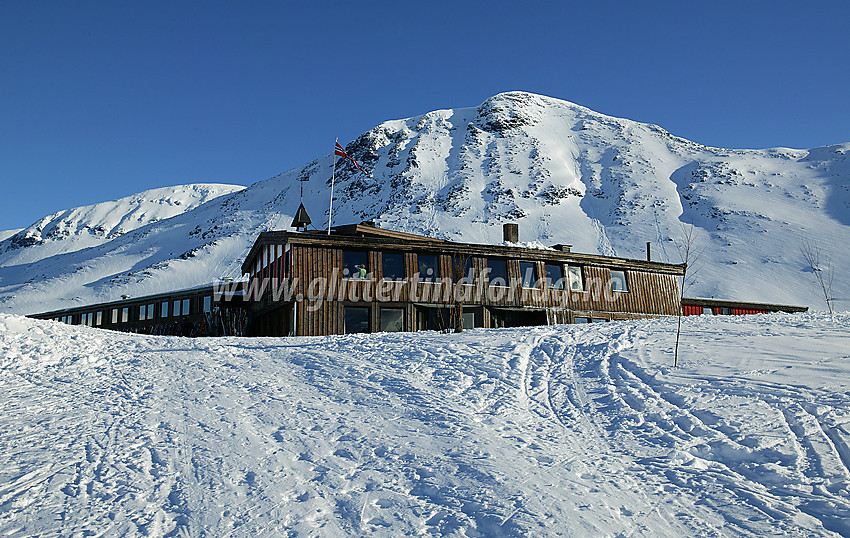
[0,184,244,266]
[1,92,848,315]
[0,229,22,243]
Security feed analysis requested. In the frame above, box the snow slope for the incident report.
[0,229,22,243]
[1,313,848,536]
[1,92,848,314]
[0,184,244,266]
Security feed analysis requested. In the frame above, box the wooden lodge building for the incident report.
[29,222,807,336]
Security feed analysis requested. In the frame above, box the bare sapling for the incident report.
[674,223,705,368]
[800,239,835,315]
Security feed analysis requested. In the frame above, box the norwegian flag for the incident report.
[334,142,366,174]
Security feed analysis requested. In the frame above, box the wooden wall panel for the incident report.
[271,243,689,336]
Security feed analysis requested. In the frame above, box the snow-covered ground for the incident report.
[2,313,848,536]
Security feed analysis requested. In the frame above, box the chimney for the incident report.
[503,223,519,243]
[646,241,651,262]
[552,244,572,253]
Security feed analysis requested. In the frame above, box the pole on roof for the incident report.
[328,138,337,235]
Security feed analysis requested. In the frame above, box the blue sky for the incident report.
[1,1,848,232]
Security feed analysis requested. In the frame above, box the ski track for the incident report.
[1,313,849,536]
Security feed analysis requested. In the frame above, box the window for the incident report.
[146,304,154,320]
[519,261,538,288]
[610,270,628,292]
[344,306,370,333]
[451,256,473,283]
[343,250,368,279]
[381,252,405,281]
[112,309,118,324]
[487,259,509,287]
[417,254,439,282]
[702,307,713,315]
[592,318,608,323]
[161,301,169,318]
[462,312,476,329]
[380,308,404,332]
[545,264,564,289]
[574,317,590,324]
[139,305,147,321]
[95,311,102,326]
[720,307,731,315]
[203,296,212,313]
[173,300,181,317]
[182,299,190,316]
[121,307,129,323]
[568,266,584,291]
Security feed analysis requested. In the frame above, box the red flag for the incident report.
[334,142,365,174]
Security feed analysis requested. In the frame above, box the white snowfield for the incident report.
[2,313,849,536]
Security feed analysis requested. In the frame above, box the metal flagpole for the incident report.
[328,137,337,235]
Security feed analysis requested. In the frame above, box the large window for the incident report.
[112,309,119,324]
[380,308,404,332]
[568,266,584,292]
[545,263,564,289]
[343,250,369,279]
[610,270,629,292]
[284,246,291,279]
[161,301,169,318]
[487,259,509,287]
[417,254,439,282]
[344,306,370,333]
[139,305,147,321]
[182,299,190,315]
[121,307,129,323]
[519,261,538,288]
[451,256,473,283]
[382,252,405,281]
[203,296,212,313]
[173,299,182,317]
[146,304,154,320]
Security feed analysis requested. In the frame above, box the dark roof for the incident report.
[241,222,686,276]
[682,297,808,313]
[291,203,312,229]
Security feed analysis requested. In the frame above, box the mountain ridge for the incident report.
[1,91,848,315]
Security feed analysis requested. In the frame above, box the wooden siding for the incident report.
[280,240,685,335]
